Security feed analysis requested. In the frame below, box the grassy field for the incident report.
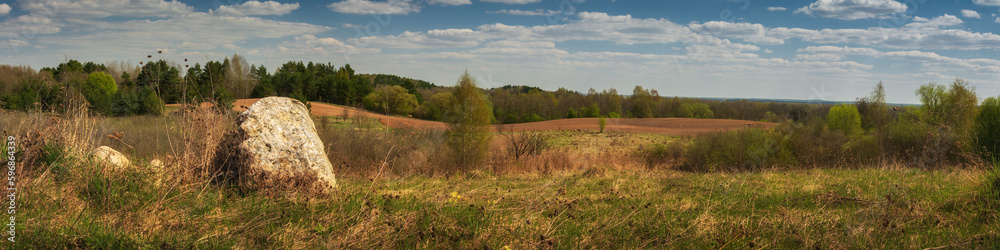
[16,162,998,248]
[3,108,998,248]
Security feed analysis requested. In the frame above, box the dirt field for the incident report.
[227,98,776,136]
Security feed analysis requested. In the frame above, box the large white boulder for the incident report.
[225,97,337,192]
[90,146,131,169]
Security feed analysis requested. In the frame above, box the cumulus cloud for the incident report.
[480,0,542,4]
[796,45,1000,74]
[961,9,981,19]
[903,14,962,28]
[0,4,10,16]
[489,9,561,16]
[213,1,300,16]
[19,0,193,18]
[766,7,787,11]
[427,0,472,5]
[973,0,1000,6]
[328,0,420,15]
[688,21,785,45]
[794,0,907,20]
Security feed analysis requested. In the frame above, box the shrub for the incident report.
[826,104,862,137]
[877,114,930,162]
[682,128,783,172]
[363,85,418,115]
[82,72,117,113]
[0,79,63,111]
[780,119,847,167]
[139,87,164,116]
[975,96,1000,161]
[638,141,684,168]
[498,126,550,160]
[679,102,714,119]
[916,79,979,138]
[856,82,890,130]
[598,117,607,133]
[443,71,494,170]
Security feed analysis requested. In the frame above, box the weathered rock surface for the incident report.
[224,97,337,192]
[90,146,131,168]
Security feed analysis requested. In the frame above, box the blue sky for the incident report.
[1,0,1000,104]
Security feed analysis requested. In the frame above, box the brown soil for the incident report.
[221,99,773,136]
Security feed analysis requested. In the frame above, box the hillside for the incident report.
[231,99,776,136]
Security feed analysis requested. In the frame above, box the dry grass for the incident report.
[3,107,998,248]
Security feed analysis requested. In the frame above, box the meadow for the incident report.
[2,104,998,249]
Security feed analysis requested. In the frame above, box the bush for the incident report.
[682,128,783,172]
[363,85,418,115]
[679,102,714,119]
[877,114,930,162]
[498,127,550,160]
[975,96,1000,161]
[139,87,164,116]
[82,72,117,113]
[638,141,684,168]
[780,120,847,167]
[598,117,607,133]
[826,104,862,137]
[0,79,63,111]
[916,79,979,138]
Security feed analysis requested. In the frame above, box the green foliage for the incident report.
[140,88,164,116]
[423,91,454,121]
[678,102,714,119]
[607,112,620,118]
[83,72,117,113]
[137,60,181,104]
[639,142,683,168]
[566,108,578,118]
[975,96,1000,161]
[916,79,979,137]
[270,62,372,106]
[250,65,274,98]
[444,71,494,169]
[598,117,607,133]
[0,78,63,111]
[629,86,655,118]
[363,85,419,115]
[826,104,862,137]
[683,128,783,172]
[856,82,890,130]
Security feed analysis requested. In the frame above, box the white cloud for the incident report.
[903,14,962,28]
[766,7,787,11]
[328,0,419,15]
[0,4,11,16]
[19,0,194,18]
[973,0,1000,6]
[961,9,981,19]
[357,29,484,49]
[427,0,472,5]
[764,15,999,50]
[996,17,1000,23]
[795,45,1000,74]
[480,0,541,4]
[213,1,299,16]
[490,9,561,16]
[794,0,907,20]
[40,13,331,55]
[688,21,785,45]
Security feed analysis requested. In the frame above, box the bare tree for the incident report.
[498,125,550,160]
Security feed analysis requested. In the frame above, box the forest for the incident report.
[1,55,837,126]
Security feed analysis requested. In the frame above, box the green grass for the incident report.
[16,156,998,248]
